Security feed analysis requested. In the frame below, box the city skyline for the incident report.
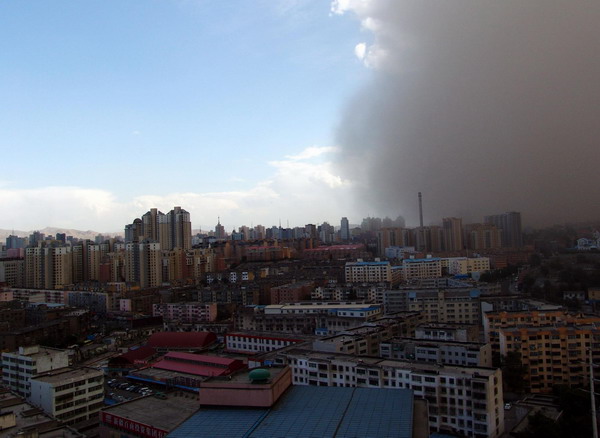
[2,1,599,231]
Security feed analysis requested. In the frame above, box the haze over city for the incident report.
[1,0,599,232]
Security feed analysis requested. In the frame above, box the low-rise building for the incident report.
[0,388,83,437]
[29,367,104,426]
[269,281,314,304]
[152,302,217,324]
[99,391,199,438]
[171,384,424,438]
[402,257,442,280]
[274,349,504,438]
[146,331,217,353]
[234,302,383,336]
[380,337,492,367]
[408,289,482,324]
[1,345,70,399]
[415,323,480,342]
[345,260,392,283]
[483,310,600,351]
[312,322,407,356]
[224,332,306,354]
[442,257,491,275]
[499,324,600,393]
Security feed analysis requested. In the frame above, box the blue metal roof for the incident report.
[348,261,390,266]
[168,386,414,438]
[336,388,413,438]
[168,408,268,438]
[403,257,441,263]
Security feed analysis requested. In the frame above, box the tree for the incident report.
[512,411,561,438]
[502,351,528,394]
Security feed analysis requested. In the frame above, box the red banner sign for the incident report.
[101,411,168,438]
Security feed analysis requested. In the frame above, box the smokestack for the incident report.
[418,192,425,251]
[418,192,424,229]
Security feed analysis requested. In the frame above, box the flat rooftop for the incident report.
[204,365,288,384]
[0,390,82,437]
[102,392,199,432]
[3,346,66,359]
[130,367,207,386]
[33,367,102,384]
[276,304,380,311]
[284,348,498,376]
[168,386,414,438]
[387,337,488,347]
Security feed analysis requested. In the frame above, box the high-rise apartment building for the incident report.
[376,228,406,256]
[0,259,25,287]
[141,208,165,242]
[25,245,73,289]
[87,243,110,281]
[442,217,464,251]
[6,235,25,249]
[125,242,162,289]
[214,217,225,239]
[484,212,523,248]
[124,218,143,243]
[340,217,350,241]
[319,222,335,243]
[464,223,502,250]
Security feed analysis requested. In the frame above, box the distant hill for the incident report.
[0,227,122,241]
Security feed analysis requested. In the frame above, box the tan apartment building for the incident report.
[499,324,600,393]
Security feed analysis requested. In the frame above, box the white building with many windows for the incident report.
[1,345,69,399]
[225,332,305,354]
[29,367,104,425]
[345,261,392,283]
[379,337,492,367]
[269,349,504,438]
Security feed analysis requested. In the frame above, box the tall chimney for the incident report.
[418,192,425,251]
[418,192,424,229]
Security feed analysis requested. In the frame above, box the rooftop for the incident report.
[0,390,82,437]
[151,353,245,377]
[31,367,102,384]
[403,257,441,263]
[304,244,364,252]
[3,345,67,359]
[283,348,498,376]
[147,331,217,349]
[101,392,199,432]
[168,386,414,438]
[346,261,390,266]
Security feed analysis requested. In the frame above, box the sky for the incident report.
[2,0,599,234]
[334,0,600,228]
[0,0,369,232]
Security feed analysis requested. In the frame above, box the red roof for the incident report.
[121,346,156,362]
[164,352,239,366]
[147,332,217,349]
[152,352,244,377]
[109,346,156,366]
[304,244,364,252]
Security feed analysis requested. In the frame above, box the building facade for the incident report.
[276,349,504,438]
[29,367,104,425]
[1,345,70,398]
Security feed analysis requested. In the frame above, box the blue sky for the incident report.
[0,0,371,232]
